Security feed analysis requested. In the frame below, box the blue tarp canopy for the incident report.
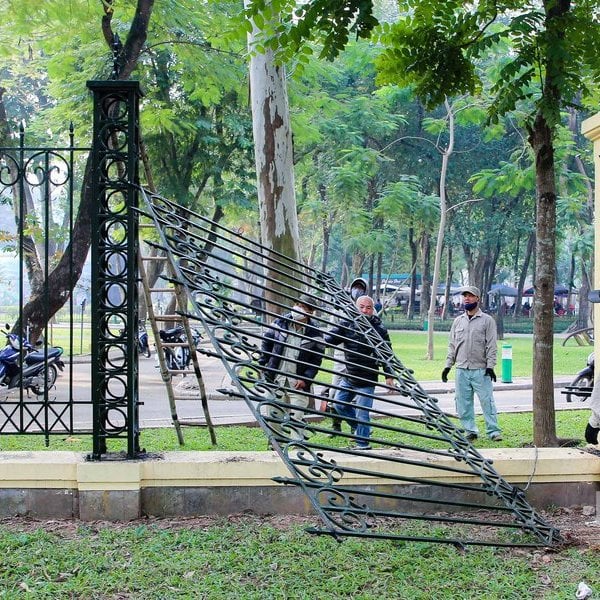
[523,284,572,297]
[488,284,518,297]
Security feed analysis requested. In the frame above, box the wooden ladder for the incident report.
[138,236,217,445]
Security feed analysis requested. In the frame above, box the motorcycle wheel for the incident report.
[566,372,594,403]
[31,364,58,395]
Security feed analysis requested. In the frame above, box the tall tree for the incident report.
[246,7,300,312]
[5,0,154,342]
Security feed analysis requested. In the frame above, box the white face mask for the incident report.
[291,305,309,321]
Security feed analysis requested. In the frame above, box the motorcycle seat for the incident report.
[159,327,184,339]
[26,347,63,362]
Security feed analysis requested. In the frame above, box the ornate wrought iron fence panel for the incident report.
[139,188,561,548]
[0,127,91,439]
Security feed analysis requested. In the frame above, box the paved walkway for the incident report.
[63,353,579,429]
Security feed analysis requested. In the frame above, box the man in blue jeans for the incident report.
[325,295,395,450]
[442,285,502,442]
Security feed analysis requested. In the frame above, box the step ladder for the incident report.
[138,235,217,446]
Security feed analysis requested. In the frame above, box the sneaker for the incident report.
[490,433,503,442]
[465,432,478,442]
[349,443,372,450]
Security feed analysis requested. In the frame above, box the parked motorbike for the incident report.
[0,325,65,395]
[565,351,594,403]
[158,325,202,374]
[138,320,151,358]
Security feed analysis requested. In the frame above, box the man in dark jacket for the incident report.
[259,294,325,438]
[325,295,395,450]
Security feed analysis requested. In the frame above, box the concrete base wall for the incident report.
[0,448,598,521]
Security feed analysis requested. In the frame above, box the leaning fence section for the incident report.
[139,188,561,548]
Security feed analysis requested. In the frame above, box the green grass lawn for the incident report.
[385,330,590,381]
[0,515,597,599]
[0,409,588,453]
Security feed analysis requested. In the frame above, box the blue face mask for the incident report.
[464,301,478,311]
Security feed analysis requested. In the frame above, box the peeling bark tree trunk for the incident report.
[529,112,558,447]
[247,12,300,317]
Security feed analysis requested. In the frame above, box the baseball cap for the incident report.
[459,285,481,297]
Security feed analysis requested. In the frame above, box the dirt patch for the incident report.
[0,507,598,550]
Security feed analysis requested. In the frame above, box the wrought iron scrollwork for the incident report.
[139,188,561,548]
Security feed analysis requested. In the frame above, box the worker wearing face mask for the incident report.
[259,293,325,441]
[324,295,395,450]
[321,277,369,437]
[442,286,502,443]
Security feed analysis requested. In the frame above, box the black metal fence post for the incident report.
[87,80,143,459]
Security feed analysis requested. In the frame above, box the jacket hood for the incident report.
[350,277,368,290]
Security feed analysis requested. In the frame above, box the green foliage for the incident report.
[376,16,480,107]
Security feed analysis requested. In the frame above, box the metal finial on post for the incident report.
[111,33,122,79]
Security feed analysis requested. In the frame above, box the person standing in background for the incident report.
[442,286,502,442]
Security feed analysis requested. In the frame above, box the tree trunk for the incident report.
[247,8,300,317]
[319,184,331,272]
[427,98,454,360]
[529,112,558,447]
[515,232,535,316]
[420,232,431,323]
[15,0,155,343]
[407,228,418,319]
[442,246,452,320]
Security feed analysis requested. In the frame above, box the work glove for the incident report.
[585,423,599,445]
[485,368,497,382]
[441,367,451,383]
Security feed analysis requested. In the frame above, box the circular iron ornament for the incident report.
[180,271,221,295]
[258,401,289,436]
[24,151,70,187]
[244,385,280,407]
[99,313,126,340]
[316,490,373,532]
[261,403,307,442]
[103,189,128,215]
[232,362,264,389]
[99,218,127,246]
[99,375,127,401]
[99,343,126,369]
[210,328,259,361]
[100,94,130,121]
[102,127,129,152]
[0,154,20,186]
[195,302,239,329]
[99,251,127,277]
[283,446,345,486]
[99,406,128,434]
[170,238,203,258]
[101,282,127,309]
[102,156,129,185]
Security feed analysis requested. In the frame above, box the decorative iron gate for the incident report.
[0,126,91,441]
